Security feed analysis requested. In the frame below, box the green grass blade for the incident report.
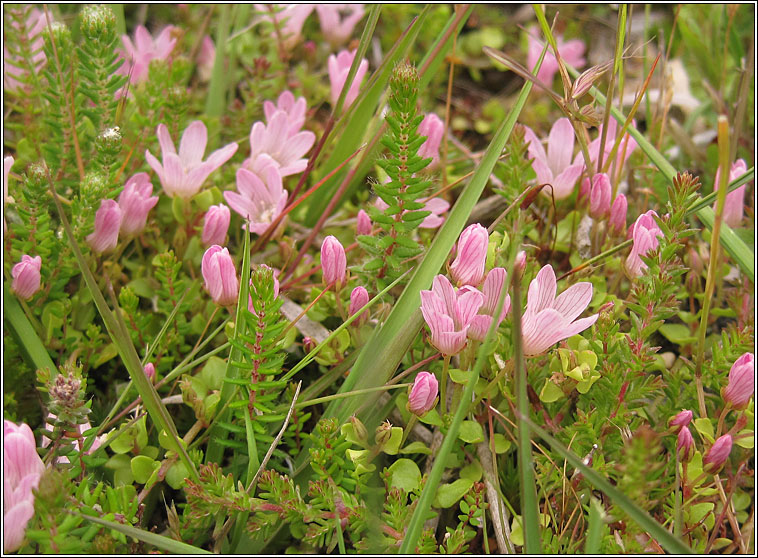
[3,283,57,376]
[526,418,693,554]
[205,4,230,118]
[75,513,212,554]
[584,496,605,554]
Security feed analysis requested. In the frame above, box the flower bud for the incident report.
[609,193,628,234]
[87,199,122,254]
[514,250,527,280]
[407,372,438,416]
[202,204,231,246]
[571,62,609,100]
[201,245,239,306]
[144,363,156,382]
[722,353,754,410]
[321,235,346,288]
[11,255,42,300]
[449,223,488,287]
[349,415,368,446]
[668,409,693,432]
[589,173,611,219]
[302,336,317,354]
[118,172,158,236]
[676,426,695,462]
[356,209,372,236]
[348,286,369,324]
[703,434,732,474]
[374,420,393,448]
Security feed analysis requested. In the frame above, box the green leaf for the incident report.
[735,431,753,449]
[448,368,471,384]
[130,455,160,484]
[685,502,714,525]
[492,433,511,454]
[386,458,422,492]
[458,420,484,444]
[417,407,443,427]
[165,462,189,490]
[693,417,715,443]
[381,426,405,455]
[459,460,483,482]
[659,324,698,345]
[539,379,564,403]
[585,496,606,555]
[400,441,432,455]
[433,478,474,509]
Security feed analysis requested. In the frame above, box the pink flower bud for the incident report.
[609,193,627,234]
[201,245,239,306]
[722,353,754,410]
[625,210,663,278]
[303,336,316,353]
[11,254,42,300]
[87,199,123,254]
[589,173,611,219]
[321,235,346,288]
[514,250,527,280]
[118,172,158,236]
[676,426,695,462]
[408,371,439,416]
[703,434,732,474]
[668,409,693,431]
[713,159,749,228]
[144,363,156,382]
[449,223,489,287]
[349,286,369,323]
[202,204,231,246]
[356,209,372,236]
[417,113,444,167]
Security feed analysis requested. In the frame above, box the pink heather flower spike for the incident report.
[225,164,288,234]
[449,224,489,287]
[703,434,733,474]
[356,209,372,235]
[196,35,215,82]
[420,274,484,356]
[4,420,46,553]
[677,426,695,463]
[321,235,347,288]
[117,24,177,85]
[521,264,598,356]
[713,159,749,228]
[408,372,439,416]
[526,26,586,86]
[145,121,238,199]
[588,173,612,219]
[316,4,365,46]
[202,204,231,246]
[609,193,628,234]
[523,118,584,200]
[87,199,123,254]
[247,111,315,177]
[349,286,369,324]
[3,7,47,93]
[668,409,693,431]
[263,91,307,137]
[418,113,445,168]
[624,210,664,278]
[118,172,158,236]
[328,49,369,109]
[256,4,315,49]
[201,245,239,307]
[11,255,42,300]
[463,267,511,342]
[722,352,754,410]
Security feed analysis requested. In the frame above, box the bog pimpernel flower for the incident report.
[118,172,158,236]
[625,210,663,278]
[526,27,586,85]
[523,118,584,200]
[449,223,489,287]
[328,49,369,109]
[247,110,315,177]
[713,158,749,228]
[408,371,438,416]
[145,121,238,199]
[316,4,365,46]
[202,204,231,246]
[421,274,484,356]
[463,267,511,342]
[116,24,177,85]
[225,164,288,234]
[722,352,754,410]
[263,90,308,138]
[87,199,123,254]
[11,255,42,300]
[201,245,239,307]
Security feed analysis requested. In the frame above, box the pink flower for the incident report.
[118,172,158,236]
[609,193,627,234]
[577,119,638,174]
[722,352,754,410]
[11,255,42,300]
[418,113,445,168]
[668,409,693,431]
[225,164,288,234]
[202,203,231,246]
[713,159,749,228]
[263,90,307,138]
[703,434,732,474]
[526,27,586,86]
[624,210,663,278]
[316,5,365,46]
[677,426,695,462]
[321,235,347,287]
[196,35,215,82]
[117,25,177,85]
[523,118,584,200]
[463,267,511,342]
[3,7,47,93]
[328,49,369,109]
[247,110,315,177]
[256,4,315,49]
[420,274,484,356]
[521,265,598,356]
[87,199,122,254]
[4,420,45,553]
[588,173,611,219]
[356,209,372,235]
[145,121,238,199]
[201,245,239,306]
[349,286,369,324]
[449,223,489,287]
[374,196,450,229]
[408,371,438,416]
[144,362,156,382]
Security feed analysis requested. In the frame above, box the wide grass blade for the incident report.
[3,283,57,377]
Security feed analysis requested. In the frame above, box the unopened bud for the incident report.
[348,286,369,324]
[703,434,732,474]
[356,209,372,236]
[407,372,438,416]
[374,420,393,448]
[302,336,316,354]
[144,363,156,382]
[676,426,695,462]
[721,353,754,410]
[349,415,368,445]
[514,251,527,280]
[571,62,609,100]
[668,409,693,432]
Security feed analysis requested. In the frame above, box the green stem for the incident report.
[295,383,411,409]
[440,354,451,414]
